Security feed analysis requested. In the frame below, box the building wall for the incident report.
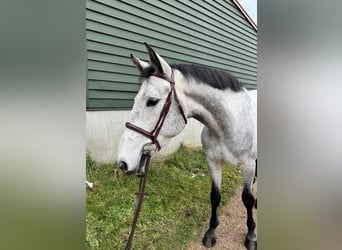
[86,0,257,110]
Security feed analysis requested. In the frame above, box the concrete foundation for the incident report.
[86,110,203,164]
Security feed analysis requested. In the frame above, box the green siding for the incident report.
[86,0,257,110]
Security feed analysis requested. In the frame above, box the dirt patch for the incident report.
[188,183,257,250]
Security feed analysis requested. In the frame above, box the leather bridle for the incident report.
[125,69,187,151]
[124,69,187,250]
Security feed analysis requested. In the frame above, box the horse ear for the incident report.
[144,42,172,76]
[130,54,151,74]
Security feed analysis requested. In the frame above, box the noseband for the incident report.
[125,69,187,151]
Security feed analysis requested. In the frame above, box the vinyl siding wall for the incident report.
[86,0,257,110]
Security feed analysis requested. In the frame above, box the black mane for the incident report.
[172,64,243,91]
[140,63,243,92]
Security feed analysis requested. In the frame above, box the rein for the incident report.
[124,69,187,250]
[124,154,151,250]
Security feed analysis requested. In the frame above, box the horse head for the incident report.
[117,43,187,175]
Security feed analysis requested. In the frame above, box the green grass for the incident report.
[86,145,243,250]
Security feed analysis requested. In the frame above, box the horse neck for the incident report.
[177,75,244,137]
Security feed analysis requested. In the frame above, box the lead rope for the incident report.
[124,154,151,250]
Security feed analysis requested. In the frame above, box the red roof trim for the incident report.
[232,0,257,31]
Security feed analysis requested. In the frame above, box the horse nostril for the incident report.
[118,160,128,172]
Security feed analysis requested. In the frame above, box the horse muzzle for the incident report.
[118,159,138,175]
[118,160,130,174]
[118,151,150,176]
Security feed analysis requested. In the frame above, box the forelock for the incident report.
[140,65,156,79]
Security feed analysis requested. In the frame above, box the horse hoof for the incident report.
[244,237,257,250]
[202,234,216,248]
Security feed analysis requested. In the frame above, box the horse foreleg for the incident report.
[202,162,222,248]
[241,161,257,250]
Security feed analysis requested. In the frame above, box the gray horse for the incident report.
[118,43,257,249]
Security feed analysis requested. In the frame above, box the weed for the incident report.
[86,153,97,180]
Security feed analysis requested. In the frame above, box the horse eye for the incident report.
[146,98,160,107]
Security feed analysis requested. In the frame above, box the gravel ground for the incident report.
[188,183,257,250]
